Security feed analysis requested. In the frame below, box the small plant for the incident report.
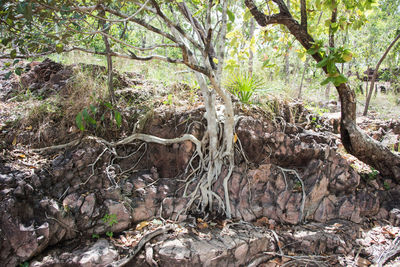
[163,94,173,105]
[368,169,379,181]
[106,231,114,238]
[383,181,391,190]
[75,101,122,131]
[92,234,100,239]
[19,262,29,267]
[102,213,118,227]
[225,72,264,104]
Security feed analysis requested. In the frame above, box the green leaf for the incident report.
[76,113,85,131]
[1,38,10,46]
[227,9,235,22]
[82,109,96,126]
[333,74,348,86]
[327,61,336,74]
[244,8,252,21]
[10,49,16,59]
[4,71,12,80]
[307,47,319,55]
[321,77,333,86]
[55,43,64,53]
[114,111,121,128]
[316,57,329,68]
[342,50,353,62]
[15,67,23,76]
[103,102,113,109]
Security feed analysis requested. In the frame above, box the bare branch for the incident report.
[300,0,307,30]
[149,0,203,51]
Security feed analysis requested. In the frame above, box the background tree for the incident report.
[245,0,400,181]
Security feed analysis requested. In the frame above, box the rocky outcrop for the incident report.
[0,109,399,265]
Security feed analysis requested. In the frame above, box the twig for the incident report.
[45,212,81,234]
[376,236,400,266]
[270,229,284,256]
[114,225,175,267]
[247,255,274,267]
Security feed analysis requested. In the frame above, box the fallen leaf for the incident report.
[136,221,150,231]
[12,137,17,146]
[25,125,32,130]
[357,257,371,267]
[197,218,208,229]
[254,217,269,226]
[18,154,26,158]
[234,133,238,143]
[382,227,397,238]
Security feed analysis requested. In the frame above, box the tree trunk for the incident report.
[325,83,331,101]
[298,57,309,99]
[99,11,115,104]
[363,32,400,116]
[248,18,255,77]
[245,0,400,181]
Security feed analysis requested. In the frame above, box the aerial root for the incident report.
[277,166,306,222]
[32,132,237,217]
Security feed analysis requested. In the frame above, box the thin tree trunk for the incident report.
[216,0,228,86]
[325,83,331,101]
[298,57,309,99]
[363,32,400,116]
[99,11,115,104]
[248,18,255,77]
[284,0,290,84]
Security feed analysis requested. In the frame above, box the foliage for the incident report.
[225,72,264,104]
[75,101,121,132]
[102,213,118,227]
[308,42,353,86]
[383,181,391,190]
[106,231,114,238]
[368,169,379,181]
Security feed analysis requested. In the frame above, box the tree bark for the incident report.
[363,32,400,116]
[245,0,400,181]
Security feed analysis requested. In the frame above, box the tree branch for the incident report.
[300,0,307,30]
[244,0,288,26]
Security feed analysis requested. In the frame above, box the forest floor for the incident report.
[0,58,400,267]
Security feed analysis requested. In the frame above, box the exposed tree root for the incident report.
[277,167,306,222]
[31,127,240,218]
[376,236,400,266]
[113,224,175,267]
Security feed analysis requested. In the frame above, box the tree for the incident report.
[363,32,400,115]
[245,0,400,181]
[0,0,240,218]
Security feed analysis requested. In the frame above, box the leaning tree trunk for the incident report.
[363,32,400,116]
[245,0,400,181]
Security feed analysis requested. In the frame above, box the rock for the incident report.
[104,200,131,232]
[78,239,118,267]
[133,224,275,267]
[81,194,96,217]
